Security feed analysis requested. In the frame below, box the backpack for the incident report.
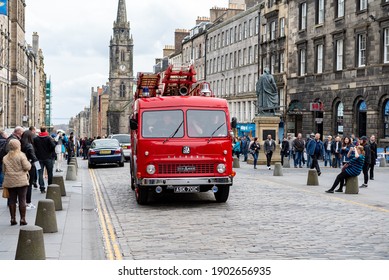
[0,139,7,162]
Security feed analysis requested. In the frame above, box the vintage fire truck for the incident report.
[129,64,236,204]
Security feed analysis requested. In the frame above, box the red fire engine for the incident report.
[129,64,236,204]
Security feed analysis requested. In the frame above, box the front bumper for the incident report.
[139,176,232,186]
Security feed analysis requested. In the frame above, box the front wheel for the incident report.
[135,186,148,205]
[214,186,230,203]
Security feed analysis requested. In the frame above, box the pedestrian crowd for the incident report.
[0,126,79,226]
[233,132,379,191]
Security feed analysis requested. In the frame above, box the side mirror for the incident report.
[130,119,138,130]
[231,117,237,129]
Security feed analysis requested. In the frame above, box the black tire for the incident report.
[214,186,230,203]
[135,186,148,205]
[88,162,94,169]
[119,161,124,167]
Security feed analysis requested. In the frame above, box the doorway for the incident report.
[358,101,367,137]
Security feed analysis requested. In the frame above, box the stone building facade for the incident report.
[107,0,135,135]
[287,0,389,146]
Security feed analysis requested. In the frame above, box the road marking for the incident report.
[245,176,389,214]
[89,168,123,260]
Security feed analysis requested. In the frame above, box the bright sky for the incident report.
[25,0,228,125]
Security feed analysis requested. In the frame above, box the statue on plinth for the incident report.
[256,68,279,115]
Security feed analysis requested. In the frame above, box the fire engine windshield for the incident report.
[187,110,227,138]
[142,110,184,138]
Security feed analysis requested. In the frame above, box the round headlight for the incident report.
[217,163,226,174]
[146,164,156,175]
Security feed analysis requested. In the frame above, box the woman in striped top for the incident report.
[326,145,365,193]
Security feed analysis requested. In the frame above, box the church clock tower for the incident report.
[107,0,134,134]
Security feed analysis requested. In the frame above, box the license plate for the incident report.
[174,186,200,193]
[99,150,111,155]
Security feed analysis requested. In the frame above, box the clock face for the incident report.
[119,64,126,71]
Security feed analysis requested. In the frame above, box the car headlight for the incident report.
[146,164,156,175]
[217,163,226,174]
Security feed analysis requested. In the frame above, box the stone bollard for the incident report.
[307,169,319,186]
[35,199,58,233]
[46,184,63,211]
[15,225,45,260]
[66,164,77,181]
[68,161,78,175]
[233,157,240,168]
[273,162,283,176]
[70,157,78,168]
[379,157,387,167]
[52,175,66,196]
[345,176,359,194]
[282,157,290,168]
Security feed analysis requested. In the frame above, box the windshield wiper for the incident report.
[163,121,183,144]
[208,122,225,143]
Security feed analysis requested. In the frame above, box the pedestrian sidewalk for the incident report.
[0,158,105,260]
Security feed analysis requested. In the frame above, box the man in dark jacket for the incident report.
[307,133,324,176]
[369,135,377,180]
[34,126,56,193]
[0,129,9,189]
[359,136,371,188]
[264,134,276,170]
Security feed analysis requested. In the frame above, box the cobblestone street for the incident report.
[91,160,389,260]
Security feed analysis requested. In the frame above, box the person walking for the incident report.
[292,133,305,168]
[241,136,250,162]
[264,134,276,170]
[0,129,9,189]
[331,136,342,168]
[54,131,64,172]
[250,137,261,169]
[323,135,333,167]
[280,135,289,166]
[21,130,40,210]
[67,135,76,164]
[369,135,377,180]
[2,139,31,225]
[326,145,365,193]
[359,136,371,188]
[306,133,324,176]
[34,126,56,193]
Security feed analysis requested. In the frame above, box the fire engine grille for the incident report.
[158,163,214,174]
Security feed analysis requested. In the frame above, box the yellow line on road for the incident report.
[89,168,123,260]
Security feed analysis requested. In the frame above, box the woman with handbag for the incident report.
[325,145,365,193]
[250,137,261,169]
[2,139,31,225]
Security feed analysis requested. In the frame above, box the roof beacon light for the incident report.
[143,87,150,97]
[200,82,211,96]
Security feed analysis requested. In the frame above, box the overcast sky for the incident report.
[25,0,228,125]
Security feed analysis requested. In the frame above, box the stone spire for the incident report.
[116,0,127,24]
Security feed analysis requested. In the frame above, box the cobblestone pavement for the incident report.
[92,160,389,260]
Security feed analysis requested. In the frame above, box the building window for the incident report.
[316,44,324,74]
[255,16,259,35]
[238,50,242,66]
[384,28,389,63]
[244,22,247,39]
[299,48,306,76]
[300,2,307,30]
[279,51,285,72]
[384,100,389,138]
[280,18,285,37]
[336,0,345,18]
[358,0,367,11]
[316,0,324,25]
[336,39,344,70]
[238,76,242,93]
[270,21,276,40]
[357,34,366,67]
[243,48,247,65]
[262,24,267,42]
[120,82,126,97]
[249,19,253,37]
[248,74,252,92]
[336,102,344,136]
[239,24,242,41]
[270,55,275,74]
[249,46,253,64]
[243,75,247,92]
